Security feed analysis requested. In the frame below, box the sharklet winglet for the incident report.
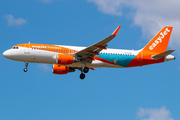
[111,26,121,36]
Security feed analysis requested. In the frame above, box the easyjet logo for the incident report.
[149,28,170,50]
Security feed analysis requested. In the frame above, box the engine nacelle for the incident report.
[53,54,74,65]
[52,64,69,75]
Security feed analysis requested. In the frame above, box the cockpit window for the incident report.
[12,47,19,49]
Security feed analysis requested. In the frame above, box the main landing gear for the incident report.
[80,73,85,79]
[83,66,89,73]
[23,62,28,72]
[79,67,89,80]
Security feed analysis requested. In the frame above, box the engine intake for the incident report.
[52,64,76,75]
[52,64,69,74]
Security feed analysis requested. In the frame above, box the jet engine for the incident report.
[52,64,75,75]
[53,54,79,65]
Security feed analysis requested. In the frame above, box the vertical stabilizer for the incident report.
[142,27,173,53]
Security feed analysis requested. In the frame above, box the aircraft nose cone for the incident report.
[3,51,7,57]
[3,50,11,58]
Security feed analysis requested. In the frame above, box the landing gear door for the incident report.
[24,43,30,54]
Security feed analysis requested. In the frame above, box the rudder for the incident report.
[142,26,173,54]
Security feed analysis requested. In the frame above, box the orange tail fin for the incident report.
[142,26,173,53]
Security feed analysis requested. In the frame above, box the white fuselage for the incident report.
[3,45,140,68]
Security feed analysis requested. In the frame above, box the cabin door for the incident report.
[24,43,30,54]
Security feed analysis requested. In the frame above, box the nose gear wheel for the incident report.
[24,62,28,72]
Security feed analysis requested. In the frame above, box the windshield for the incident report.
[12,47,19,49]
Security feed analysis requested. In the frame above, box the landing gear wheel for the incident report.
[83,67,89,73]
[24,62,28,72]
[80,73,85,80]
[24,68,28,72]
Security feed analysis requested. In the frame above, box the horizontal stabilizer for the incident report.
[152,50,175,59]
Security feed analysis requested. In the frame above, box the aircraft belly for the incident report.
[68,60,122,68]
[90,60,121,68]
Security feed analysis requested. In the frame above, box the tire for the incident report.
[83,67,89,73]
[80,73,85,79]
[24,68,28,72]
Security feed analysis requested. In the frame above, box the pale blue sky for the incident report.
[0,0,180,120]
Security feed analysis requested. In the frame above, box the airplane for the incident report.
[3,26,175,79]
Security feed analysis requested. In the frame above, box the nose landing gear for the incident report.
[24,68,28,72]
[23,62,28,72]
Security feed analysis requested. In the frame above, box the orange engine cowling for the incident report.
[52,64,69,75]
[53,54,74,65]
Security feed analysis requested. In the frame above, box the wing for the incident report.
[75,26,121,63]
